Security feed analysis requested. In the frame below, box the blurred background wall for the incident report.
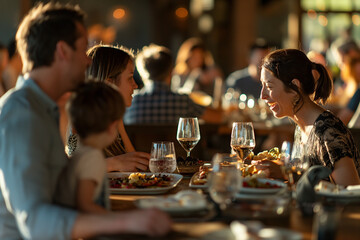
[1,0,360,77]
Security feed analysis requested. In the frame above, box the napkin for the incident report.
[315,181,360,195]
[295,165,331,204]
[346,184,360,194]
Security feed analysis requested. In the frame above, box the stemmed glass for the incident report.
[176,117,201,158]
[149,141,177,173]
[280,141,309,190]
[208,153,242,211]
[230,122,256,162]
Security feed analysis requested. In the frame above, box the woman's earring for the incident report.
[292,95,300,107]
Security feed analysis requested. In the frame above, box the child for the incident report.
[55,81,125,213]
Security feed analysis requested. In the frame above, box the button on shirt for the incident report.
[124,81,205,124]
[0,76,77,239]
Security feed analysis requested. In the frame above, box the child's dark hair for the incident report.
[67,81,125,139]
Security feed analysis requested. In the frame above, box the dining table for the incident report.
[94,175,360,240]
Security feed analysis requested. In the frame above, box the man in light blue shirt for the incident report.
[0,3,171,239]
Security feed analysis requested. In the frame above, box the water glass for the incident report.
[208,153,242,210]
[149,141,177,173]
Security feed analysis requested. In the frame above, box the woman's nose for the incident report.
[260,87,267,100]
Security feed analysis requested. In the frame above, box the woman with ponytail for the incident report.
[259,49,360,186]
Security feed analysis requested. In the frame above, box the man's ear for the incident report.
[55,41,71,61]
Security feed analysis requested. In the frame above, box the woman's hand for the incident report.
[252,159,284,180]
[107,151,150,172]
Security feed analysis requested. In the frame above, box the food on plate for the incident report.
[192,165,210,185]
[177,156,203,174]
[245,147,281,163]
[242,166,268,179]
[109,172,172,189]
[314,180,345,193]
[191,164,268,186]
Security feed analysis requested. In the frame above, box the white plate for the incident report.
[108,172,183,195]
[240,178,287,194]
[258,227,302,240]
[189,172,208,189]
[315,189,360,198]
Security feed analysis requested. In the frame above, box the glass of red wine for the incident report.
[230,122,256,163]
[176,117,200,158]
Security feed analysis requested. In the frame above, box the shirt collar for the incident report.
[144,80,171,93]
[17,75,60,123]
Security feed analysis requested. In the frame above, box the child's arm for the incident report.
[77,179,108,214]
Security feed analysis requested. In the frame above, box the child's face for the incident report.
[114,60,138,107]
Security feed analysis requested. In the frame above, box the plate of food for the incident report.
[315,181,360,199]
[108,172,183,194]
[189,163,271,189]
[189,165,210,189]
[240,178,287,194]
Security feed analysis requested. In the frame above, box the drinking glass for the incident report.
[149,141,177,173]
[208,153,242,210]
[176,117,201,157]
[280,141,309,189]
[230,122,256,162]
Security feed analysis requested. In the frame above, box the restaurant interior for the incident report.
[1,0,360,239]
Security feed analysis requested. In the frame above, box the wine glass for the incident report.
[280,141,309,190]
[176,117,201,158]
[208,153,242,211]
[230,122,256,162]
[149,141,177,173]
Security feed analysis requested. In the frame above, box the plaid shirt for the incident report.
[124,81,205,124]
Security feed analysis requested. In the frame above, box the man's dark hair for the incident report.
[67,81,125,139]
[16,2,85,72]
[136,44,173,83]
[7,39,17,59]
[250,38,270,53]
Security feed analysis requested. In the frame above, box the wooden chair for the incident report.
[349,128,360,150]
[124,123,221,161]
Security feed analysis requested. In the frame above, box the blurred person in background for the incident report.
[337,55,360,125]
[226,38,271,99]
[124,44,222,124]
[2,40,22,91]
[0,42,9,96]
[330,38,360,107]
[172,37,223,104]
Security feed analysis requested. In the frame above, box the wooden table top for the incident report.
[105,176,360,240]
